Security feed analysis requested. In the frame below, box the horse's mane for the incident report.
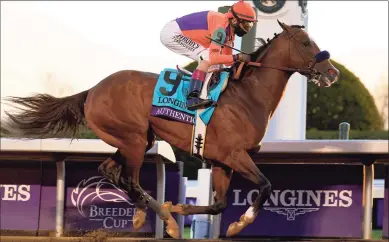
[226,24,305,82]
[250,24,305,61]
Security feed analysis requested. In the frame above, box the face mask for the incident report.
[235,25,247,37]
[232,20,253,37]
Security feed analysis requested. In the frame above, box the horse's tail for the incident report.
[1,90,89,139]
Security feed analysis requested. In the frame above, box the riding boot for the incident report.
[186,69,213,110]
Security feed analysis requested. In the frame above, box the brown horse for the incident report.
[1,21,339,238]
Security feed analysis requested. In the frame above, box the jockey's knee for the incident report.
[160,32,167,46]
[197,60,210,72]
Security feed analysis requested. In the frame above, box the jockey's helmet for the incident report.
[227,0,257,37]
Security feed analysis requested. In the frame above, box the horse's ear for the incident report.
[277,19,288,32]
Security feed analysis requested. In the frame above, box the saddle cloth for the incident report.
[150,68,229,126]
[150,67,229,158]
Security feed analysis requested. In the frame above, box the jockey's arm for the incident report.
[208,42,235,66]
[206,25,235,66]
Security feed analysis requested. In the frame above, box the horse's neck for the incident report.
[242,49,292,115]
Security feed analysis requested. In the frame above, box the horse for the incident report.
[1,20,339,239]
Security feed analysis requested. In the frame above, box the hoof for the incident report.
[161,201,180,239]
[170,203,188,215]
[166,219,180,239]
[133,209,147,231]
[162,201,173,210]
[226,221,244,237]
[226,214,255,237]
[162,201,191,215]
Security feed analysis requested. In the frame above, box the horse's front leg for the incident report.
[165,162,232,216]
[223,149,272,237]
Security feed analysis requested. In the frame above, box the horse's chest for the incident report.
[234,112,268,147]
[243,107,271,144]
[245,120,267,146]
[212,101,269,148]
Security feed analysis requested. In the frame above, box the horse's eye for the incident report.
[303,41,311,47]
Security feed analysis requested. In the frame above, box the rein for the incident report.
[244,61,318,76]
[208,25,328,81]
[206,30,318,76]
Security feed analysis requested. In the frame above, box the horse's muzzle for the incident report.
[311,54,339,87]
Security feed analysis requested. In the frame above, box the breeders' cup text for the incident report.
[88,205,136,229]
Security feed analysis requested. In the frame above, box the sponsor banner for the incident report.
[0,160,181,235]
[220,164,363,237]
[38,163,58,232]
[375,199,384,228]
[0,161,41,232]
[384,165,388,238]
[64,162,158,233]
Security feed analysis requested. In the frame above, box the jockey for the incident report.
[160,0,256,110]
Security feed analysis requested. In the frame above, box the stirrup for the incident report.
[187,98,214,110]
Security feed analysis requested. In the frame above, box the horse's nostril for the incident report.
[328,69,337,76]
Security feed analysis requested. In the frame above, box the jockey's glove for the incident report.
[233,53,251,62]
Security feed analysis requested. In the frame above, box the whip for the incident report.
[205,36,249,55]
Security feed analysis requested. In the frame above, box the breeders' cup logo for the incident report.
[71,176,146,229]
[232,189,353,221]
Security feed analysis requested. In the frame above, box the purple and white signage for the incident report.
[376,199,384,228]
[219,164,363,238]
[0,159,181,236]
[38,163,58,232]
[64,162,158,233]
[383,165,388,238]
[0,161,42,232]
[64,162,181,234]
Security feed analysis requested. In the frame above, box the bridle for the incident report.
[243,27,328,81]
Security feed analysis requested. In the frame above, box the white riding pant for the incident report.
[160,20,210,64]
[160,20,224,74]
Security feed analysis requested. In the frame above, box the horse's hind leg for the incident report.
[98,127,157,230]
[223,149,272,237]
[98,150,148,231]
[118,141,179,239]
[98,153,123,186]
[166,161,233,216]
